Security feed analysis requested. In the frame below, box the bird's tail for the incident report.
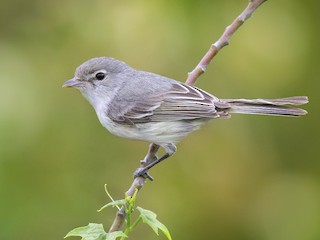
[220,96,308,117]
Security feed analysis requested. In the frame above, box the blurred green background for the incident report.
[0,0,319,239]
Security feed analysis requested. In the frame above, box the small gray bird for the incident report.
[63,57,308,178]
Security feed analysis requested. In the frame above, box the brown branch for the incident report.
[109,0,267,233]
[185,0,267,86]
[108,144,159,232]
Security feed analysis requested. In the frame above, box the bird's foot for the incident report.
[134,167,154,181]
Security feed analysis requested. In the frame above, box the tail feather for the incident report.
[221,96,308,117]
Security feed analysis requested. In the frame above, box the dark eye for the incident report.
[95,72,105,80]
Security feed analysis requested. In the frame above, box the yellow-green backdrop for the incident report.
[0,1,319,239]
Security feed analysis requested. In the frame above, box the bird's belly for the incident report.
[97,111,207,144]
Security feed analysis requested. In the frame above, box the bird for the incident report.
[63,57,308,179]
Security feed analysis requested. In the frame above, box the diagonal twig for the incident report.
[185,0,267,86]
[109,144,159,232]
[108,0,267,233]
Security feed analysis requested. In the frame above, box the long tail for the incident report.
[220,96,308,117]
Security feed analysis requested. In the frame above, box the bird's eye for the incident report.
[95,72,105,80]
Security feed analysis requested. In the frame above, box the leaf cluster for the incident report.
[65,186,171,240]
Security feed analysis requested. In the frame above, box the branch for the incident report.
[109,144,159,232]
[109,0,267,233]
[185,0,267,86]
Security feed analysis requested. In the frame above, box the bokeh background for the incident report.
[0,0,319,239]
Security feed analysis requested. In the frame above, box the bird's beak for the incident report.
[62,78,81,88]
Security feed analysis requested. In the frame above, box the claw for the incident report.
[134,167,154,181]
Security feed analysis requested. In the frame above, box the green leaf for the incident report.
[137,207,172,240]
[98,199,126,212]
[65,223,106,240]
[105,231,127,240]
[65,223,126,240]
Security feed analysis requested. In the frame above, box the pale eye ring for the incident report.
[95,72,105,80]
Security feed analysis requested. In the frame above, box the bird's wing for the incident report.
[107,82,230,125]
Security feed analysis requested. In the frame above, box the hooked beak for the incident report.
[62,78,82,88]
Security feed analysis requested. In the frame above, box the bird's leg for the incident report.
[140,143,160,166]
[134,143,160,181]
[134,143,159,181]
[134,143,176,180]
